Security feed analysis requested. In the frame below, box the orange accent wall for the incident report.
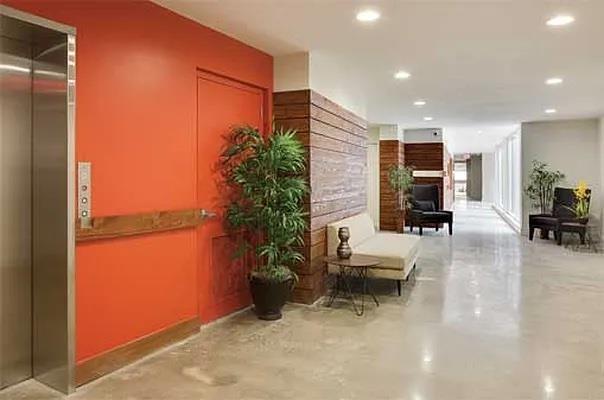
[5,1,273,363]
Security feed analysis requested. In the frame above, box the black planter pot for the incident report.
[249,275,293,321]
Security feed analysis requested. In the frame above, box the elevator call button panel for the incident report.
[78,162,91,228]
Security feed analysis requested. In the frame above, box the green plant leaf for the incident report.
[523,160,565,213]
[387,165,414,210]
[220,125,308,282]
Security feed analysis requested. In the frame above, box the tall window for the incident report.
[494,130,521,226]
[510,134,521,219]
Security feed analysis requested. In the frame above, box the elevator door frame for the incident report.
[0,5,76,394]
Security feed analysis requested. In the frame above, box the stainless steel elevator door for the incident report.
[1,8,75,393]
[0,36,33,390]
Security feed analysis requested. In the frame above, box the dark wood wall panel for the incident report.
[274,119,310,139]
[379,140,404,231]
[274,90,367,304]
[274,90,311,106]
[403,142,455,211]
[404,143,444,171]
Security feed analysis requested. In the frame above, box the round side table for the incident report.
[324,255,381,316]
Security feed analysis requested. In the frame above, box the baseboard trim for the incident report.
[492,204,521,233]
[75,317,200,387]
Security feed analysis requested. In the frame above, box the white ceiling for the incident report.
[154,0,604,153]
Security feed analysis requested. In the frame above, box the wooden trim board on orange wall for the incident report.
[75,317,200,386]
[76,209,213,242]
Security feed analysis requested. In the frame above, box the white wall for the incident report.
[403,128,443,143]
[366,127,380,228]
[376,124,401,141]
[273,51,367,119]
[482,152,496,204]
[521,119,602,234]
[308,52,367,119]
[600,118,604,240]
[274,52,310,92]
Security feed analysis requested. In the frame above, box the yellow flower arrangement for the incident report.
[573,180,590,218]
[574,180,589,200]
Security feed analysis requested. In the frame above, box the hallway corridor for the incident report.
[3,204,604,400]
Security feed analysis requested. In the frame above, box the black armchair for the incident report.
[528,187,590,245]
[409,184,453,236]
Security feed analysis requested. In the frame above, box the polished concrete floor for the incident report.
[3,202,604,399]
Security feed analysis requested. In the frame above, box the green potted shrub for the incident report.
[387,165,414,232]
[221,125,308,320]
[524,160,565,214]
[524,160,565,239]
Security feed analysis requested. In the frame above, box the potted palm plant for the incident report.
[524,160,565,214]
[221,125,308,320]
[524,160,565,239]
[387,165,414,232]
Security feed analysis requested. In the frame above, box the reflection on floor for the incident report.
[3,202,604,399]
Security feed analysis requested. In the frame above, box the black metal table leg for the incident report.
[324,256,382,316]
[326,268,341,307]
[341,268,362,316]
[358,267,379,308]
[327,266,362,315]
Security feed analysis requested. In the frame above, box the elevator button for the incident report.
[78,161,92,228]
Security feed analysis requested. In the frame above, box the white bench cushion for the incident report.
[355,232,421,271]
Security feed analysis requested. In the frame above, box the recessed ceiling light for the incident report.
[546,77,563,85]
[478,130,483,134]
[414,100,426,106]
[356,9,380,22]
[423,117,433,121]
[394,70,411,80]
[546,15,575,27]
[545,108,557,114]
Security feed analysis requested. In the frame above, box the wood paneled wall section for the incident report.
[274,90,368,304]
[404,142,454,209]
[379,140,404,231]
[404,143,444,171]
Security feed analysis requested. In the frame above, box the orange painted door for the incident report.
[196,71,264,322]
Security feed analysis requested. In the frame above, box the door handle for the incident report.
[199,209,217,219]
